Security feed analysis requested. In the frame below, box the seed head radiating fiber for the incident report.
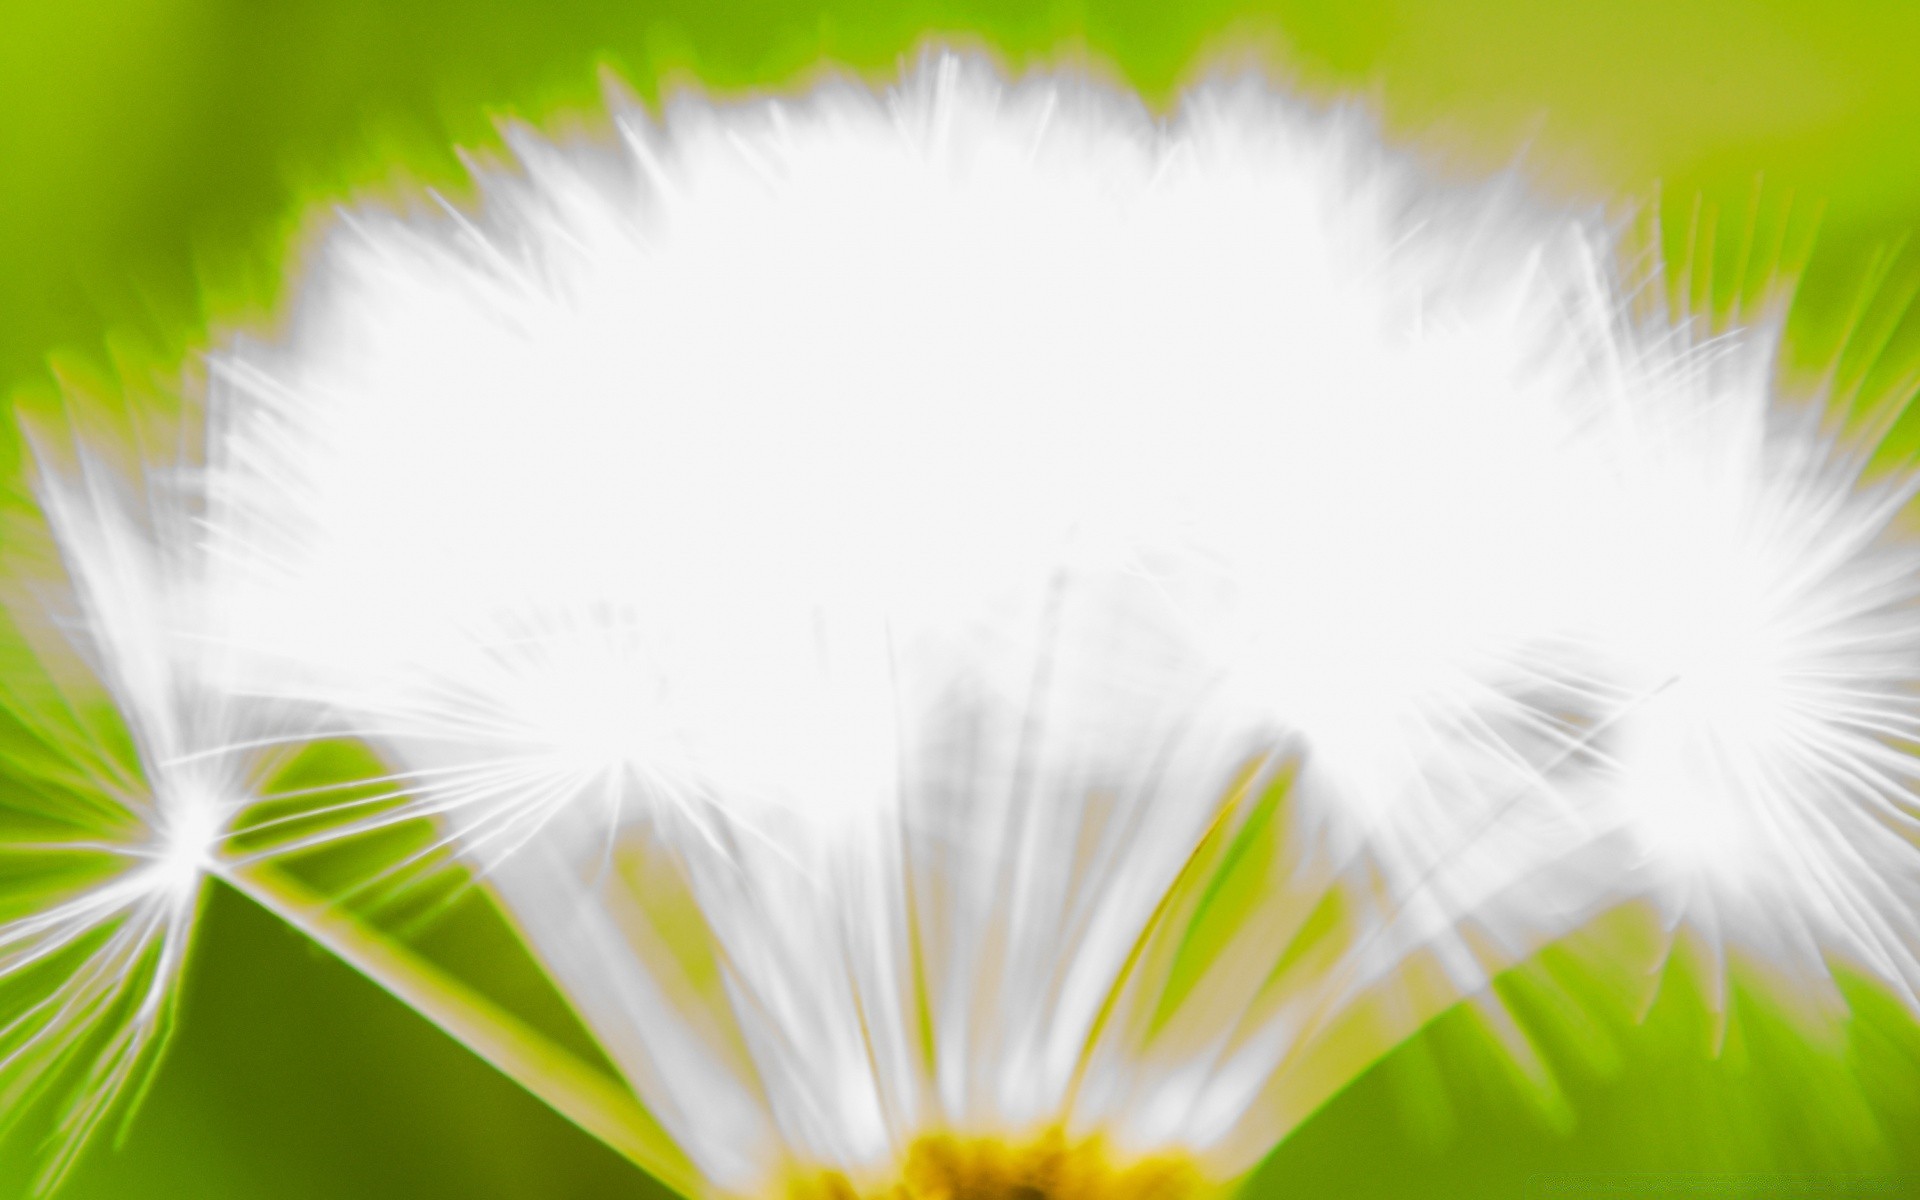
[2,413,258,1192]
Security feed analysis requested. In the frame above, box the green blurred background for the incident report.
[4,1,1920,1196]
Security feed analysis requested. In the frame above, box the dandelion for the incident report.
[0,399,254,1191]
[186,54,1641,1198]
[1569,279,1920,1023]
[10,46,1920,1200]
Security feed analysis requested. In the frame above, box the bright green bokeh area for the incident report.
[8,0,1920,399]
[3,1,1920,1197]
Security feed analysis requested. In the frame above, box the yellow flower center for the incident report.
[788,1131,1206,1200]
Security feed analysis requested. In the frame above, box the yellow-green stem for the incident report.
[219,862,706,1200]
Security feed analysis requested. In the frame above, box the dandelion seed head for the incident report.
[203,53,1616,912]
[1,402,254,1190]
[183,54,1678,1194]
[148,44,1920,1200]
[1577,318,1920,1000]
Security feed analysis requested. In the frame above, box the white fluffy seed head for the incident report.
[1571,307,1920,1006]
[187,54,1656,1189]
[203,57,1620,910]
[1,407,253,1191]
